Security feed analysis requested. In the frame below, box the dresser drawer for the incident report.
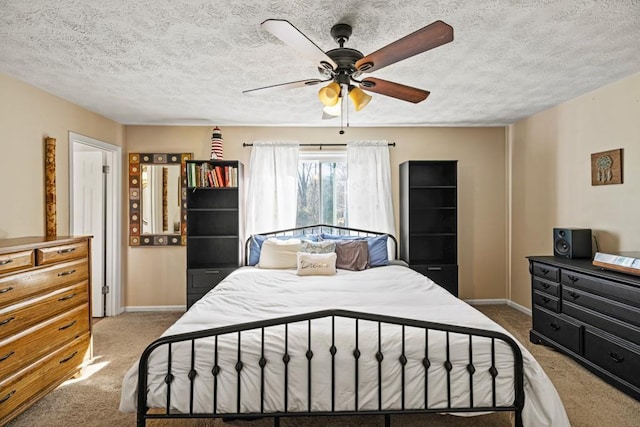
[532,277,560,297]
[36,240,88,266]
[532,307,582,354]
[0,251,34,275]
[563,301,640,346]
[563,286,640,328]
[188,268,234,292]
[0,304,89,381]
[584,328,640,389]
[531,262,559,282]
[0,282,88,340]
[0,259,88,309]
[533,290,560,312]
[0,333,89,424]
[561,270,640,309]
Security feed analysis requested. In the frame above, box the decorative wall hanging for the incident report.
[210,126,224,159]
[591,148,623,186]
[44,137,57,237]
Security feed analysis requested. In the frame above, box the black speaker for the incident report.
[553,228,592,259]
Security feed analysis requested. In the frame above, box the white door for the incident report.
[70,133,122,317]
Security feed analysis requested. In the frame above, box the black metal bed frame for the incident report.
[135,225,525,426]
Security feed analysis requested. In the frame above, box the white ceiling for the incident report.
[1,1,639,127]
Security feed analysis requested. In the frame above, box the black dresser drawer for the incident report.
[532,277,560,297]
[531,262,559,282]
[411,264,458,297]
[584,328,640,389]
[563,301,640,346]
[532,307,582,354]
[563,286,640,328]
[533,290,560,312]
[561,270,640,309]
[188,268,234,292]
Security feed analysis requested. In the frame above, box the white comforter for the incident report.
[120,265,570,426]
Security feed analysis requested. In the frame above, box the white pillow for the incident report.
[258,238,301,269]
[296,252,337,276]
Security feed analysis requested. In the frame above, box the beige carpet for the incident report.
[7,306,640,427]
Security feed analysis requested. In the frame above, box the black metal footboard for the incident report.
[136,309,524,426]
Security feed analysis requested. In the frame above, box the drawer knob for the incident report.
[58,320,77,331]
[609,352,625,363]
[59,350,79,364]
[0,259,14,266]
[568,291,580,300]
[542,296,551,303]
[567,275,579,283]
[542,283,550,289]
[57,269,77,277]
[0,316,15,327]
[0,350,15,363]
[57,248,76,254]
[0,286,14,294]
[0,389,16,404]
[550,322,561,331]
[58,293,77,302]
[540,268,549,275]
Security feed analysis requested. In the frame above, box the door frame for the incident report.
[69,132,123,316]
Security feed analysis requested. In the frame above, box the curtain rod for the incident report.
[242,142,395,148]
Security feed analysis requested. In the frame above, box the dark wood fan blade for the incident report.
[243,78,326,95]
[355,20,453,73]
[261,19,337,71]
[360,77,430,103]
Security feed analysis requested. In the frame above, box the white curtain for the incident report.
[245,141,300,237]
[347,141,395,238]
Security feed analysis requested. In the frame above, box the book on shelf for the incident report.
[593,251,640,276]
[188,162,238,188]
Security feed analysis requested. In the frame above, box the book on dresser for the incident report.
[528,255,640,401]
[593,251,640,276]
[186,160,244,308]
[0,236,93,424]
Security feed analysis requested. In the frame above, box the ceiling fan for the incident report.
[243,19,454,117]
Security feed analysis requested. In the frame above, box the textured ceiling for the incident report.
[1,0,639,127]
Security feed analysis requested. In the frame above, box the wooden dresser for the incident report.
[528,256,640,401]
[0,236,92,424]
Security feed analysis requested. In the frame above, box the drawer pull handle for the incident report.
[0,317,15,327]
[58,320,77,331]
[0,351,15,362]
[427,267,442,271]
[550,322,561,331]
[542,296,550,303]
[59,350,79,364]
[568,291,580,300]
[0,286,14,294]
[0,259,14,266]
[540,268,549,275]
[204,270,220,274]
[541,283,550,289]
[567,275,579,283]
[57,269,77,277]
[0,390,16,404]
[57,248,76,254]
[609,352,625,363]
[58,293,76,301]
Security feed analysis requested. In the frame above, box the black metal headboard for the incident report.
[244,224,398,265]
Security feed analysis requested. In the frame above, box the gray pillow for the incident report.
[301,240,336,254]
[335,240,369,271]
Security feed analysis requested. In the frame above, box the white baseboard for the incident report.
[465,298,507,305]
[124,305,186,312]
[506,300,532,316]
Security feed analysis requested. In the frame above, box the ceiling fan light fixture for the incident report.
[318,81,341,106]
[349,86,372,111]
[323,101,342,117]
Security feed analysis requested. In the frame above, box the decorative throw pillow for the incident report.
[300,239,336,254]
[296,252,337,276]
[258,238,301,269]
[249,234,318,266]
[319,233,389,267]
[335,240,369,271]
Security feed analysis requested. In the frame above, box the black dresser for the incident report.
[528,256,640,400]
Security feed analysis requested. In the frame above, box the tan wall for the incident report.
[509,72,640,309]
[125,126,507,307]
[0,73,124,239]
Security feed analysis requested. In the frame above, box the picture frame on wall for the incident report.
[591,148,623,186]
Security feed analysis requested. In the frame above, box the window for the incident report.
[296,151,347,227]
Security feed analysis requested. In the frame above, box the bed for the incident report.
[120,225,570,426]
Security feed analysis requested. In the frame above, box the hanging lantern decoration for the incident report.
[210,126,224,160]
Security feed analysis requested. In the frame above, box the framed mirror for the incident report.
[129,153,191,246]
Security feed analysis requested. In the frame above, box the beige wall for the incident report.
[125,126,507,307]
[0,73,124,239]
[509,72,640,309]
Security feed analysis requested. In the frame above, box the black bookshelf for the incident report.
[400,160,458,296]
[186,160,243,308]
